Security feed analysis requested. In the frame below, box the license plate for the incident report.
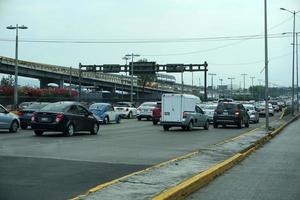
[41,117,48,122]
[223,112,228,115]
[164,112,170,115]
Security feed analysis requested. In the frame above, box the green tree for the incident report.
[0,75,14,86]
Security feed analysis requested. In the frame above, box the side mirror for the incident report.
[246,109,249,112]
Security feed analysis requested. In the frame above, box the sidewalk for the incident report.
[187,118,300,200]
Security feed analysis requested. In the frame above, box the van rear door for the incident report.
[162,94,182,122]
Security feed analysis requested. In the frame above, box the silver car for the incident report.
[243,104,259,123]
[203,104,218,123]
[0,104,20,132]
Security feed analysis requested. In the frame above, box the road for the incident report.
[0,114,280,200]
[187,117,300,200]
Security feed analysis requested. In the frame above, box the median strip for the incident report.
[72,114,298,200]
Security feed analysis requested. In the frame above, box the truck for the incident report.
[160,94,209,131]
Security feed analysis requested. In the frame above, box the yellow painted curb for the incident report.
[152,115,299,200]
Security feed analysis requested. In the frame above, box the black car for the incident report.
[18,102,49,129]
[31,101,100,136]
[213,102,250,128]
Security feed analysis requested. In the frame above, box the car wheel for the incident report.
[222,124,226,128]
[237,119,242,129]
[90,123,99,135]
[9,120,19,133]
[204,121,209,130]
[103,117,109,124]
[127,112,132,119]
[257,118,259,123]
[163,125,169,131]
[137,117,141,121]
[20,124,28,130]
[187,121,193,131]
[213,123,218,128]
[153,119,158,125]
[245,119,250,128]
[34,130,43,136]
[64,123,75,136]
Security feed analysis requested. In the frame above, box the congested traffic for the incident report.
[0,94,287,136]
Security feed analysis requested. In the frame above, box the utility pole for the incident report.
[228,77,235,99]
[241,73,247,100]
[280,8,300,115]
[219,78,223,98]
[250,76,255,99]
[265,0,269,130]
[125,53,140,103]
[208,73,216,99]
[6,24,28,109]
[122,56,130,100]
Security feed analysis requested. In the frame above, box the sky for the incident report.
[0,0,299,88]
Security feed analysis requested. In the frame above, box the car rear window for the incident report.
[141,103,156,107]
[27,103,49,110]
[40,103,70,112]
[216,103,237,110]
[115,103,130,107]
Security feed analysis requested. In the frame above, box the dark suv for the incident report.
[213,102,250,128]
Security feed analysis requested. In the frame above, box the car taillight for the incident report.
[31,113,36,122]
[55,114,64,123]
[17,111,23,116]
[235,109,240,116]
[182,112,188,118]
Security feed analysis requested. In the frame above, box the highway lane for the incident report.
[0,113,281,200]
[187,117,300,200]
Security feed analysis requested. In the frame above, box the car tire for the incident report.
[222,124,226,128]
[64,123,75,137]
[163,125,169,131]
[127,112,132,119]
[187,121,193,131]
[257,118,259,123]
[34,130,44,136]
[204,121,209,130]
[137,117,141,121]
[153,119,158,125]
[116,116,121,124]
[90,123,99,135]
[237,119,242,129]
[103,117,109,124]
[9,120,19,133]
[213,123,218,128]
[20,124,28,130]
[245,119,250,128]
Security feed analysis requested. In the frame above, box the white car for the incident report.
[114,102,137,119]
[243,104,259,123]
[137,102,159,121]
[203,104,217,123]
[0,104,20,132]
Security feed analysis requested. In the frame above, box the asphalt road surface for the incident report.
[187,118,300,200]
[0,114,280,200]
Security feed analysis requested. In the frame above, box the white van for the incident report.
[161,94,209,131]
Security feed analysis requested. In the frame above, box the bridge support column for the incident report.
[40,78,51,88]
[59,79,64,88]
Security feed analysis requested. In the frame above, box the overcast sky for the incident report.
[0,0,299,88]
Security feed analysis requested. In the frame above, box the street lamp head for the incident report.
[19,25,28,29]
[280,7,286,11]
[6,25,16,30]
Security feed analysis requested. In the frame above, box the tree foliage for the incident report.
[0,75,14,87]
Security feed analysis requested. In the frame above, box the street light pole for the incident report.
[6,24,28,109]
[241,73,247,100]
[297,32,299,112]
[280,8,300,115]
[125,53,140,103]
[219,78,223,98]
[228,77,235,99]
[264,0,269,130]
[208,73,216,99]
[250,76,255,98]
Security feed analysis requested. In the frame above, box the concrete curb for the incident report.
[151,114,300,200]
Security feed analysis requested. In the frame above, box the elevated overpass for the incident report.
[0,56,202,99]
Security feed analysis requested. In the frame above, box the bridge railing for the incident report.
[0,56,198,93]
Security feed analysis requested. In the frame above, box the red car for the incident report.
[152,102,161,125]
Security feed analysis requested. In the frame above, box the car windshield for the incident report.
[244,105,254,110]
[26,103,48,110]
[204,105,217,110]
[89,104,107,111]
[141,103,156,107]
[40,103,70,112]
